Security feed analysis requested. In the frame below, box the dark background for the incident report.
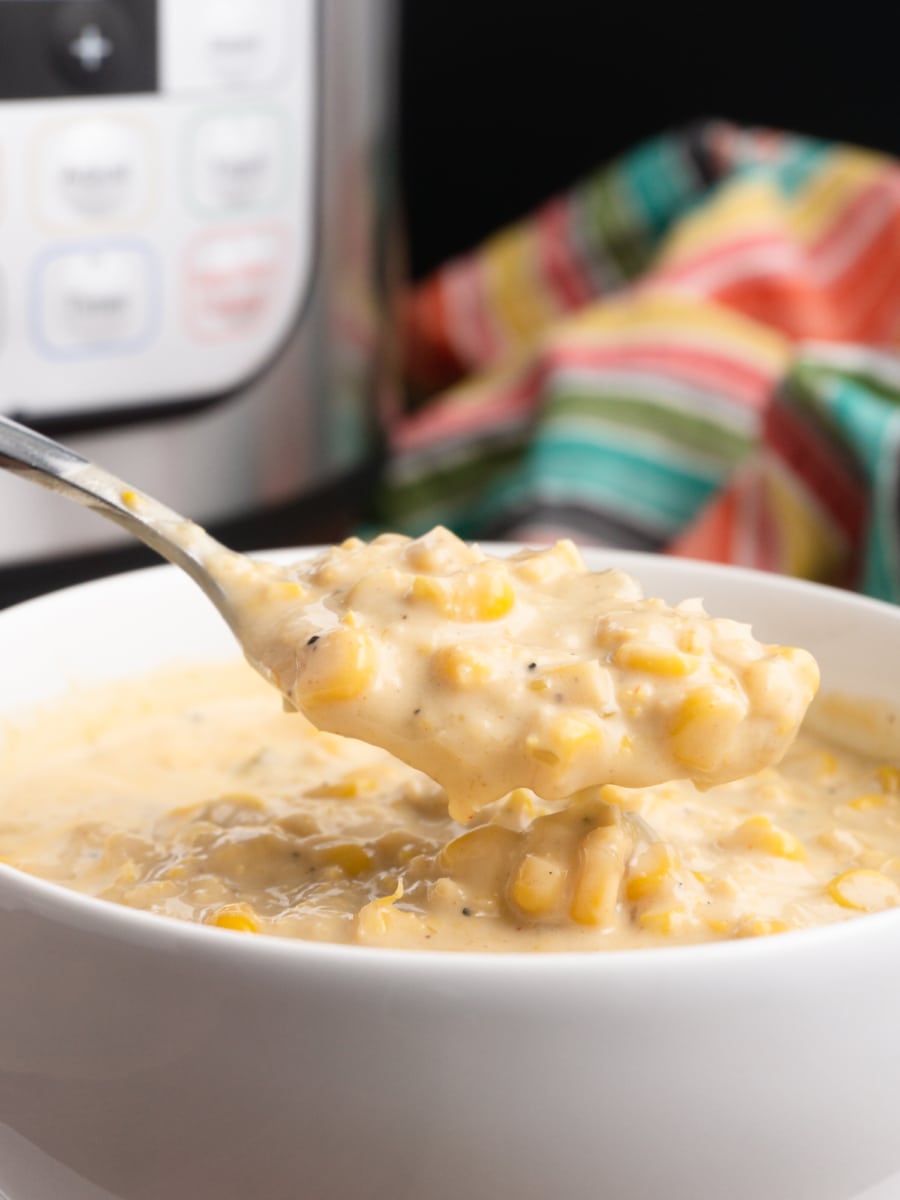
[3,2,897,606]
[399,3,899,280]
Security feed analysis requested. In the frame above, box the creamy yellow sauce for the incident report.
[217,528,819,820]
[2,660,898,951]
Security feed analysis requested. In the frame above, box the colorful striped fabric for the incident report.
[375,121,900,601]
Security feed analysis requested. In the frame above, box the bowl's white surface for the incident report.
[1,549,900,1200]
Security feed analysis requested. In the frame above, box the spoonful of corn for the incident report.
[0,414,820,821]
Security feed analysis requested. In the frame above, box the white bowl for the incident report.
[2,550,900,1200]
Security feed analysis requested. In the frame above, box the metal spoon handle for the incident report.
[0,414,241,627]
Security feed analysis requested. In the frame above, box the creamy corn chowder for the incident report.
[212,528,819,821]
[2,529,879,951]
[1,662,898,950]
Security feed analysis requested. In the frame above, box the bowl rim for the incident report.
[3,542,900,976]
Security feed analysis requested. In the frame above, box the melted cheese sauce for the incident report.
[2,661,898,951]
[219,529,819,820]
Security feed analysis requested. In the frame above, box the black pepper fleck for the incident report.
[307,635,319,646]
[527,662,537,671]
[414,707,422,716]
[462,907,473,916]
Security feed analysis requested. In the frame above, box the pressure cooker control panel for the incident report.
[0,0,316,422]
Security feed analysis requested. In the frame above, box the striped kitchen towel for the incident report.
[374,120,900,602]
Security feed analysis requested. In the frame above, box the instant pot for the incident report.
[0,0,399,605]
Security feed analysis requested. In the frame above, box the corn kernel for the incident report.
[570,827,627,926]
[465,566,515,621]
[638,907,686,936]
[707,876,739,902]
[677,627,707,655]
[747,652,818,736]
[614,642,697,677]
[783,645,822,688]
[543,660,614,709]
[827,869,900,911]
[819,751,839,777]
[525,735,560,766]
[411,574,447,607]
[670,686,743,773]
[428,876,466,910]
[120,488,139,509]
[848,793,887,811]
[734,915,789,938]
[431,644,494,688]
[440,825,519,871]
[270,580,306,602]
[530,713,603,767]
[512,540,584,584]
[212,906,260,934]
[706,916,732,934]
[411,564,514,622]
[504,787,537,821]
[625,843,681,902]
[356,880,424,941]
[309,774,378,799]
[509,852,568,919]
[116,861,139,885]
[726,815,806,861]
[553,538,584,569]
[598,782,642,811]
[317,842,372,877]
[312,560,342,587]
[294,625,377,706]
[818,828,863,856]
[404,526,474,572]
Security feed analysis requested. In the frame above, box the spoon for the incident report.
[0,413,821,821]
[0,413,255,636]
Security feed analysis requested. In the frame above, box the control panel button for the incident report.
[186,227,285,340]
[50,1,153,95]
[189,110,283,214]
[161,0,287,93]
[0,0,157,101]
[34,245,156,355]
[37,118,155,227]
[202,0,285,86]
